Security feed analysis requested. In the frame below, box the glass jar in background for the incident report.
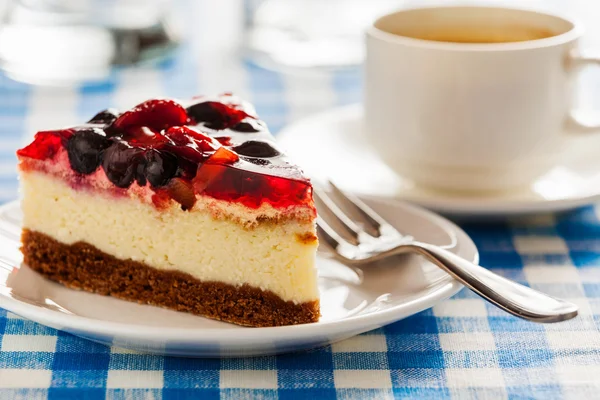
[0,0,179,85]
[244,0,404,72]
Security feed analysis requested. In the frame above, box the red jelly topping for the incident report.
[215,136,232,146]
[17,94,313,211]
[17,131,64,160]
[194,162,312,209]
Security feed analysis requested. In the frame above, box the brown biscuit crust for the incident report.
[21,229,320,327]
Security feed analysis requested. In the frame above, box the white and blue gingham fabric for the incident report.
[1,10,600,400]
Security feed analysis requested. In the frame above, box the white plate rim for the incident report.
[0,198,476,343]
[278,104,600,217]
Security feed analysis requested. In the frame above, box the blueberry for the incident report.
[144,150,178,187]
[101,141,144,188]
[88,108,119,124]
[66,129,111,174]
[135,162,147,187]
[186,102,226,129]
[187,101,249,130]
[232,140,280,158]
[231,120,261,133]
[242,157,270,166]
[176,158,198,180]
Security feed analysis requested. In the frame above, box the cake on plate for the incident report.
[17,94,320,327]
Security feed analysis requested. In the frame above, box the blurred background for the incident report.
[0,0,598,202]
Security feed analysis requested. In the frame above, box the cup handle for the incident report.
[567,49,600,132]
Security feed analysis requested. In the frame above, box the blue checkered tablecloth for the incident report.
[1,6,600,400]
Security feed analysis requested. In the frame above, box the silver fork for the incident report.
[315,183,578,323]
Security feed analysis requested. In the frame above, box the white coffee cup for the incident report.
[365,5,600,192]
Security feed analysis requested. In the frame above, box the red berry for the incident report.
[113,99,188,132]
[163,126,220,163]
[125,127,170,149]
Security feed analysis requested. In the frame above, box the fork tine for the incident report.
[315,215,355,254]
[328,181,400,237]
[314,189,371,245]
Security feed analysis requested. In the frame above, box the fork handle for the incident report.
[407,242,578,322]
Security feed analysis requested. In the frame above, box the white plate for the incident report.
[0,198,476,357]
[278,105,600,217]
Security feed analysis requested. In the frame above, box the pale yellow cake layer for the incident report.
[20,171,319,303]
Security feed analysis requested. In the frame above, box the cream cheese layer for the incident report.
[20,171,319,304]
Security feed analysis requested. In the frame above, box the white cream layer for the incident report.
[21,171,319,303]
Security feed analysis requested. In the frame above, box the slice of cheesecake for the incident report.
[17,94,320,327]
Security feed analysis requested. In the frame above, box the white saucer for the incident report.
[278,105,600,217]
[0,198,476,357]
